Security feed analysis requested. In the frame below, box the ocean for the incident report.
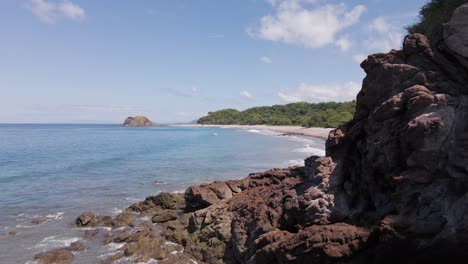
[0,124,325,263]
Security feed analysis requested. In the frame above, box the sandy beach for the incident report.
[174,124,333,139]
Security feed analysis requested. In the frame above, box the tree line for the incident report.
[197,101,356,128]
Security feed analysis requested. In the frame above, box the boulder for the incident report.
[75,212,94,226]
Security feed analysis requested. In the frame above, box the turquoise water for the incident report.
[0,124,325,263]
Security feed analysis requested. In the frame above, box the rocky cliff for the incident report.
[172,4,468,263]
[34,4,468,264]
[123,116,157,127]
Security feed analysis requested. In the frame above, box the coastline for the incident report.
[172,124,333,140]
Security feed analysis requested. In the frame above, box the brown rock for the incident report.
[130,192,185,214]
[75,212,94,226]
[152,210,178,223]
[34,249,73,264]
[123,116,157,127]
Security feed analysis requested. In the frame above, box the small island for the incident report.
[123,116,158,127]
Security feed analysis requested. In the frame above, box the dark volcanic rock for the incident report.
[32,4,468,264]
[155,4,468,264]
[123,115,157,127]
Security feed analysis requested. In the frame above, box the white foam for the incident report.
[32,236,80,249]
[212,133,219,136]
[293,144,326,156]
[138,259,158,264]
[139,216,151,222]
[113,226,127,231]
[153,181,167,185]
[16,224,37,229]
[45,212,64,220]
[111,208,123,215]
[163,241,178,247]
[247,129,261,133]
[170,249,184,255]
[106,242,125,251]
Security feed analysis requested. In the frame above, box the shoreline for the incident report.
[172,124,333,140]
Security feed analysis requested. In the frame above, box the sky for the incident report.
[0,0,427,123]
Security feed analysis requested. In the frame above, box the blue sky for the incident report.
[0,0,427,123]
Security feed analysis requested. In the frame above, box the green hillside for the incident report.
[197,101,356,128]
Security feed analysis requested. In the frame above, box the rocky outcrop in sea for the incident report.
[33,4,468,264]
[123,116,157,127]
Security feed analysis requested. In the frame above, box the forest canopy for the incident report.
[197,101,356,128]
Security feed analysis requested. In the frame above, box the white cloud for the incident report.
[352,53,367,63]
[27,0,86,23]
[365,16,404,53]
[240,90,253,99]
[191,86,199,92]
[278,81,360,102]
[250,1,366,50]
[260,56,273,63]
[335,35,352,51]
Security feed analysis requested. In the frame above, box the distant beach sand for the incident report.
[174,124,333,139]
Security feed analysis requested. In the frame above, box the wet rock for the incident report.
[75,212,94,226]
[66,241,87,252]
[34,249,73,264]
[31,217,48,225]
[152,210,178,223]
[83,229,99,239]
[112,210,137,227]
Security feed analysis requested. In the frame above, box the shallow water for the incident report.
[0,124,325,263]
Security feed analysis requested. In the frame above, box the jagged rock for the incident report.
[444,3,468,70]
[123,115,157,126]
[130,192,185,214]
[184,179,247,212]
[112,210,137,227]
[152,210,178,223]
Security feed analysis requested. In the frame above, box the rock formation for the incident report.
[36,3,468,264]
[164,4,467,263]
[123,115,157,126]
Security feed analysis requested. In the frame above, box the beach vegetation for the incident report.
[197,101,356,128]
[407,0,468,44]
